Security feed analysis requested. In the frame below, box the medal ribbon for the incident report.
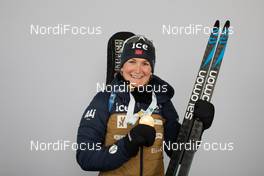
[125,91,157,125]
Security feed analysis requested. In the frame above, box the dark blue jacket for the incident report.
[76,75,181,171]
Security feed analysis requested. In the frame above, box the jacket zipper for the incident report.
[140,146,143,176]
[137,102,143,176]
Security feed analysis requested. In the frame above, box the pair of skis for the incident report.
[165,20,230,176]
[105,20,230,176]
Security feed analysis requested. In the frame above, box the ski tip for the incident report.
[214,20,220,28]
[224,20,230,28]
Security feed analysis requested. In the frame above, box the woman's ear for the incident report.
[120,68,123,75]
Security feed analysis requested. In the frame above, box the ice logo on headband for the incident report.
[131,42,148,51]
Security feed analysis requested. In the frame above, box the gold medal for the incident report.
[137,110,144,118]
[139,115,154,127]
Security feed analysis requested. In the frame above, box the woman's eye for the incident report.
[143,62,150,66]
[128,60,136,64]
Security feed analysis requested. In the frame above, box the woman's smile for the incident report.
[121,58,152,87]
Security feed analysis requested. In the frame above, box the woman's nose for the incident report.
[135,63,142,73]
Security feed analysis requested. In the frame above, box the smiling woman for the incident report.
[76,35,183,176]
[76,35,214,176]
[75,35,181,176]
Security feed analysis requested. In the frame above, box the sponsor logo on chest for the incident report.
[115,103,128,112]
[117,115,127,128]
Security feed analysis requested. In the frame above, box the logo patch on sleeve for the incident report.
[84,109,96,120]
[109,144,118,154]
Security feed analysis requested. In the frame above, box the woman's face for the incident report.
[121,58,152,87]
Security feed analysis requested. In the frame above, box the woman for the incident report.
[76,35,214,176]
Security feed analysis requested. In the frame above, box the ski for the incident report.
[165,20,220,176]
[177,20,230,176]
[106,32,135,84]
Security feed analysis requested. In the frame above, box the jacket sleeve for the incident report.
[76,92,130,171]
[162,100,181,157]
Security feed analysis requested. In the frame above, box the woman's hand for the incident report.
[124,124,156,157]
[194,99,215,130]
